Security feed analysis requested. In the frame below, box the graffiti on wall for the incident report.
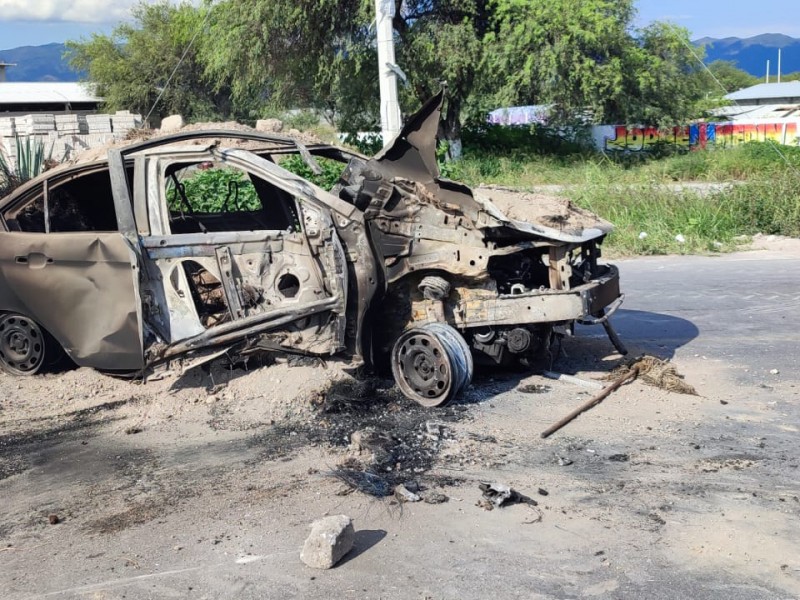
[594,121,800,152]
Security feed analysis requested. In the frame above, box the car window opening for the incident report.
[4,169,119,233]
[165,163,300,234]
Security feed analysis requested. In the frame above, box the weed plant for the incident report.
[572,173,800,255]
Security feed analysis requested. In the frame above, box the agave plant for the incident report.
[0,135,53,197]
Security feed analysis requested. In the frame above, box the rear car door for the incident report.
[0,165,144,370]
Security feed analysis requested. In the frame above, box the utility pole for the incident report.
[374,0,402,146]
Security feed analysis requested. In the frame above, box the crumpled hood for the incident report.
[373,90,613,244]
[472,186,614,243]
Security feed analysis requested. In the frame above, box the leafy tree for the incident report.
[66,1,238,124]
[201,0,371,122]
[68,0,711,154]
[483,1,705,127]
[697,60,758,98]
[204,0,495,155]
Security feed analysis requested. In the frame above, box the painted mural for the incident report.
[592,121,800,152]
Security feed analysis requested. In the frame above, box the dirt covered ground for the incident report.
[2,250,800,598]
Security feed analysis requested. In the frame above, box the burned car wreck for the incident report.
[0,92,624,406]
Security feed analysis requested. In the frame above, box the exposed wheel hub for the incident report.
[0,315,45,375]
[396,334,449,400]
[391,323,473,407]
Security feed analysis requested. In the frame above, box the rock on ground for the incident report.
[300,515,355,569]
[160,115,184,132]
[256,118,284,133]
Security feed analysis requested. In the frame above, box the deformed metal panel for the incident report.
[0,232,143,369]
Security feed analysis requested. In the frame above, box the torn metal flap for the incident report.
[373,89,444,183]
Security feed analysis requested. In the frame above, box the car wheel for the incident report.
[0,313,59,376]
[391,322,473,407]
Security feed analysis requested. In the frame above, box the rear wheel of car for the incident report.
[391,323,473,407]
[0,313,62,376]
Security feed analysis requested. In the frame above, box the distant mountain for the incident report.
[696,34,800,77]
[0,43,81,82]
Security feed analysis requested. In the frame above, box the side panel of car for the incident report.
[0,165,144,370]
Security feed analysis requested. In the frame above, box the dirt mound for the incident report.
[476,185,611,232]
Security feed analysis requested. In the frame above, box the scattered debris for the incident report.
[330,469,391,498]
[466,432,497,444]
[608,355,698,396]
[542,355,695,439]
[47,514,59,525]
[542,371,604,390]
[425,421,447,437]
[477,483,538,510]
[608,454,630,462]
[518,383,551,394]
[334,485,354,497]
[300,515,355,570]
[541,365,642,439]
[423,492,449,504]
[394,483,422,503]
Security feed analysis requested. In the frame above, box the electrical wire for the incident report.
[143,6,213,125]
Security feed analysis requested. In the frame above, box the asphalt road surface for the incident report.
[607,249,800,378]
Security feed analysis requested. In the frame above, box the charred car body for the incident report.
[0,93,624,406]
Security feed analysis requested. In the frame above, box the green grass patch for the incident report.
[444,138,800,187]
[568,173,800,255]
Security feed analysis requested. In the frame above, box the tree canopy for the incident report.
[67,0,712,144]
[66,1,238,124]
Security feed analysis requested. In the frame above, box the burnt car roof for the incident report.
[0,129,362,211]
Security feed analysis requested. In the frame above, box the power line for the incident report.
[144,6,213,125]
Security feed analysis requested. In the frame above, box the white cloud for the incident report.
[0,0,153,23]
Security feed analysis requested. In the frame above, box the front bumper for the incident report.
[450,265,622,329]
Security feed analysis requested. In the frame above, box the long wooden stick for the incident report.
[540,365,640,439]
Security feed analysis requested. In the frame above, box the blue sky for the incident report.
[0,0,798,50]
[636,0,800,38]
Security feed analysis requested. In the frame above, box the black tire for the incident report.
[391,322,473,407]
[0,313,61,376]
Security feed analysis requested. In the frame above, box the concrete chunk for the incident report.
[256,118,283,133]
[300,515,354,569]
[160,115,184,132]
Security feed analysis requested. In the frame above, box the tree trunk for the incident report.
[439,96,463,161]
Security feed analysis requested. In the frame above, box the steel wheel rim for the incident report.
[395,332,453,405]
[0,315,45,375]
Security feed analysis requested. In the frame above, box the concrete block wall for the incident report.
[0,111,143,171]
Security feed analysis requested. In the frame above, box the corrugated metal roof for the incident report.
[711,102,800,120]
[726,81,800,101]
[0,82,101,105]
